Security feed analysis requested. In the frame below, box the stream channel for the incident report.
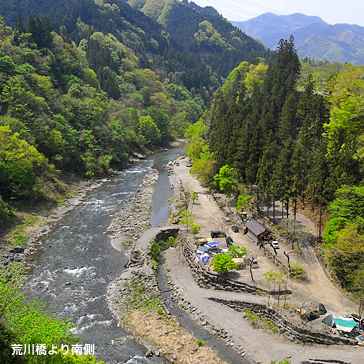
[24,146,245,364]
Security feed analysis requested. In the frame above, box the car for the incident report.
[231,225,239,233]
[355,335,364,346]
[211,230,226,238]
[271,240,280,250]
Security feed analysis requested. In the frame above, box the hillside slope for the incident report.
[0,0,266,94]
[128,0,267,86]
[234,13,364,64]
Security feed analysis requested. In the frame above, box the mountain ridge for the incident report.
[233,12,364,64]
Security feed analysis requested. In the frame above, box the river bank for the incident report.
[0,177,107,272]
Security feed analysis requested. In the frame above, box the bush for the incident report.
[0,196,15,227]
[236,193,252,212]
[0,281,97,363]
[196,338,206,347]
[149,237,177,270]
[228,244,247,258]
[289,262,306,280]
[0,126,49,199]
[243,309,279,334]
[211,253,237,273]
[191,223,201,235]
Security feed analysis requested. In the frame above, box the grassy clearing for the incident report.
[243,309,279,334]
[125,277,166,317]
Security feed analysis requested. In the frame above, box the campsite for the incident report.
[165,155,364,363]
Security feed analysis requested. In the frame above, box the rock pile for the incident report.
[107,169,159,248]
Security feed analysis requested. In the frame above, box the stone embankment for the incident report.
[210,297,356,346]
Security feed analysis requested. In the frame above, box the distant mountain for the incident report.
[233,13,364,64]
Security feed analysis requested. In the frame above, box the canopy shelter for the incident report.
[245,219,271,243]
[322,314,359,333]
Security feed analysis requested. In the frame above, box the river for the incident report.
[24,147,183,364]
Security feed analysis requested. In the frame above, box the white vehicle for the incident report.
[271,240,280,250]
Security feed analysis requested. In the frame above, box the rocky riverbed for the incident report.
[107,170,159,252]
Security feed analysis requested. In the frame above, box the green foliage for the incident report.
[243,309,279,334]
[191,223,201,235]
[0,196,14,225]
[0,262,27,288]
[195,338,206,347]
[185,119,216,184]
[264,271,286,286]
[236,194,252,212]
[322,185,364,296]
[0,280,82,363]
[325,224,364,297]
[179,209,193,228]
[211,253,237,274]
[289,262,306,280]
[228,244,248,258]
[138,115,161,146]
[0,126,49,199]
[126,278,166,316]
[127,0,266,94]
[149,237,177,270]
[191,192,199,205]
[213,165,238,195]
[0,13,208,229]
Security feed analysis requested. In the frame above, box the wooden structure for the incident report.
[245,219,271,244]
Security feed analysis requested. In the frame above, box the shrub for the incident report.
[236,193,252,212]
[228,244,247,258]
[0,126,49,199]
[211,253,237,273]
[196,338,206,347]
[243,309,279,334]
[0,196,14,227]
[191,223,201,235]
[289,262,306,280]
[149,238,177,270]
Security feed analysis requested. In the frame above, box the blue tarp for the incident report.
[205,242,220,248]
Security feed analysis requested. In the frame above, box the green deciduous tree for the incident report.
[212,253,237,274]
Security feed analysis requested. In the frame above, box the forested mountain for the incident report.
[187,39,364,297]
[234,13,364,64]
[128,0,266,87]
[0,0,265,226]
[0,0,266,94]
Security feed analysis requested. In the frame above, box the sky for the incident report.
[193,0,364,25]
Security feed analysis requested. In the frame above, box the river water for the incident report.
[24,147,183,364]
